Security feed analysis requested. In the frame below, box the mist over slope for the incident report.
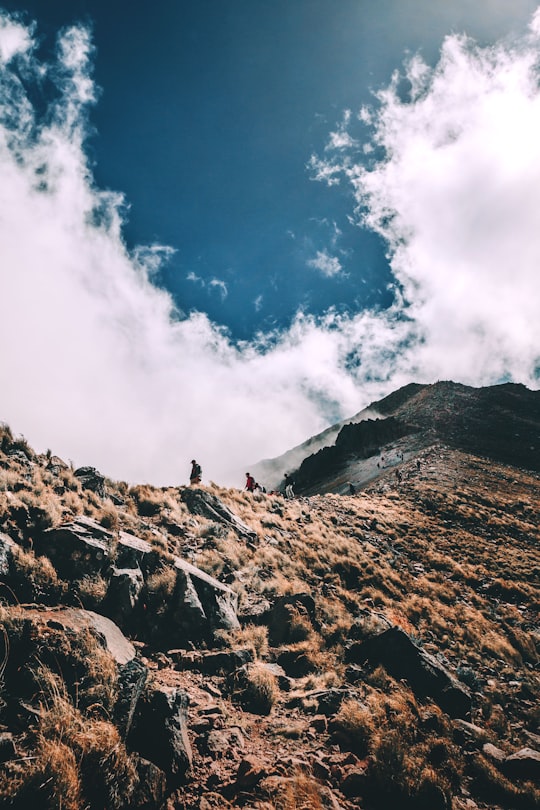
[252,381,540,494]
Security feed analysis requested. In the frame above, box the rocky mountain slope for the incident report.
[0,389,539,810]
[278,381,540,495]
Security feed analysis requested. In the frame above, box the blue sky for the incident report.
[0,1,539,484]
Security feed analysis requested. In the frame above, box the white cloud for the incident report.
[209,278,228,300]
[307,250,344,278]
[0,16,32,63]
[0,11,538,490]
[313,17,540,389]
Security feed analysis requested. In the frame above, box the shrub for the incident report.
[9,547,63,603]
[231,662,279,715]
[75,574,109,610]
[270,772,326,809]
[330,699,375,756]
[0,737,83,810]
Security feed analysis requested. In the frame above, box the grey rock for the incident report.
[200,648,254,675]
[346,626,471,718]
[199,726,245,758]
[0,732,17,763]
[171,556,240,639]
[311,688,356,717]
[74,466,106,497]
[39,516,114,579]
[180,488,257,542]
[117,531,161,574]
[453,720,490,744]
[132,757,167,810]
[482,743,506,764]
[504,747,540,782]
[8,605,136,665]
[107,566,144,625]
[115,657,148,738]
[130,686,192,786]
[0,533,15,576]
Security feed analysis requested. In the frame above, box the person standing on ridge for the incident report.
[190,459,202,486]
[245,472,255,492]
[284,473,294,499]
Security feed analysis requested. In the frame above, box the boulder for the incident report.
[482,743,506,764]
[74,466,106,497]
[235,755,268,789]
[106,566,144,626]
[198,726,245,759]
[267,593,316,645]
[200,648,254,675]
[130,686,192,786]
[114,657,148,738]
[0,732,17,763]
[180,488,257,542]
[117,531,161,574]
[0,533,15,576]
[310,688,357,717]
[346,626,471,718]
[131,757,168,810]
[39,516,115,579]
[6,605,136,666]
[504,747,540,782]
[171,556,240,639]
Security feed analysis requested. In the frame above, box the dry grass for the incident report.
[230,661,279,715]
[0,429,539,808]
[330,698,375,755]
[0,679,138,810]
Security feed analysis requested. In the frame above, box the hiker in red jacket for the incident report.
[245,472,255,492]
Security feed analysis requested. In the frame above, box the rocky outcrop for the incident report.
[292,417,410,493]
[504,747,540,782]
[170,557,240,638]
[0,533,14,576]
[35,516,240,644]
[74,466,106,497]
[38,516,115,579]
[7,605,137,665]
[181,488,257,542]
[346,626,472,718]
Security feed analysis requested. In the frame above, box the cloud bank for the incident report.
[0,12,539,485]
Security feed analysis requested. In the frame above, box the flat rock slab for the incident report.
[180,488,257,542]
[10,605,136,665]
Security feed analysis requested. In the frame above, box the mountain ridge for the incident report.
[263,381,540,495]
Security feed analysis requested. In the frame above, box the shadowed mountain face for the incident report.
[288,382,540,495]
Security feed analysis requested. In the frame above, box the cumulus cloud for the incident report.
[308,250,343,278]
[313,17,540,388]
[0,14,371,485]
[0,11,539,488]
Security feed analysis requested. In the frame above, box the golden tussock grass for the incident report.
[267,772,327,810]
[230,661,280,715]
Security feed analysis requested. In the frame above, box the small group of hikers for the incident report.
[189,459,294,498]
[245,471,294,498]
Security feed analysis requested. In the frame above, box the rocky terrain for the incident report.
[0,382,539,810]
[281,382,540,495]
